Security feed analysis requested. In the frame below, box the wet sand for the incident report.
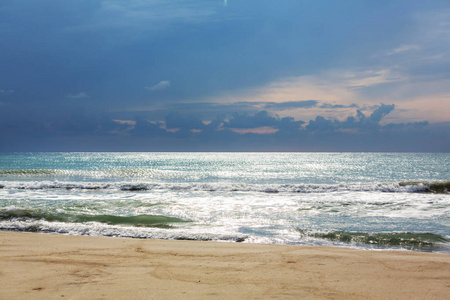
[1,231,449,299]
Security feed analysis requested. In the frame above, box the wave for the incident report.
[0,209,190,229]
[0,180,448,194]
[399,181,450,194]
[297,228,449,248]
[0,169,58,175]
[0,219,246,242]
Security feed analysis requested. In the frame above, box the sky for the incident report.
[1,0,449,152]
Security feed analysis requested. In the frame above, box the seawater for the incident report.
[0,152,449,252]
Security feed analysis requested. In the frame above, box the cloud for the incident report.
[264,100,318,110]
[231,127,278,134]
[145,81,170,91]
[121,106,445,151]
[165,112,205,130]
[0,89,14,94]
[204,57,450,124]
[210,68,404,108]
[223,111,304,136]
[131,120,167,137]
[224,111,279,129]
[307,104,396,132]
[61,0,226,45]
[319,103,359,109]
[121,100,359,125]
[369,104,395,123]
[66,92,90,99]
[2,100,448,152]
[306,116,335,132]
[386,45,421,56]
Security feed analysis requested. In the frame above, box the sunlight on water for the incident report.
[0,153,449,252]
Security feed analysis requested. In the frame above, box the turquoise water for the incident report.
[0,152,449,252]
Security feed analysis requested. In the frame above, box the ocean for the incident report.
[0,152,449,252]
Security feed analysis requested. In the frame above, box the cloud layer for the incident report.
[1,101,448,152]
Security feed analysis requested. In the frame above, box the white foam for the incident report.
[0,180,434,193]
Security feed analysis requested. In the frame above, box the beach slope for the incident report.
[1,232,449,299]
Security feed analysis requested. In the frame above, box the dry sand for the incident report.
[1,231,449,299]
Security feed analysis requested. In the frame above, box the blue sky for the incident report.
[1,0,449,151]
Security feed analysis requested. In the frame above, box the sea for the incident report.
[0,152,449,252]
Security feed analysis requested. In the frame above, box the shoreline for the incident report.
[1,231,449,299]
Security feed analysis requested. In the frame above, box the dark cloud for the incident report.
[123,100,358,123]
[165,113,205,130]
[1,103,448,152]
[131,120,166,137]
[307,104,398,132]
[224,111,279,129]
[319,103,359,109]
[384,121,429,130]
[369,104,395,123]
[306,116,335,132]
[264,100,318,110]
[277,117,305,134]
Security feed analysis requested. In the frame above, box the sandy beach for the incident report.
[0,232,449,299]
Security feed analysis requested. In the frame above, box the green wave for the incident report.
[297,229,448,247]
[0,209,190,229]
[399,181,450,194]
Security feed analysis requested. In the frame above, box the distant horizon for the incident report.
[1,151,449,154]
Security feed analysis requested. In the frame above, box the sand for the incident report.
[0,232,449,299]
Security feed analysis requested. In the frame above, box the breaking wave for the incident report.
[297,228,449,249]
[0,180,448,194]
[0,209,190,229]
[399,181,450,194]
[0,217,246,242]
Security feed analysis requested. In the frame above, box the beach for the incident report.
[1,232,449,299]
[1,153,449,298]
